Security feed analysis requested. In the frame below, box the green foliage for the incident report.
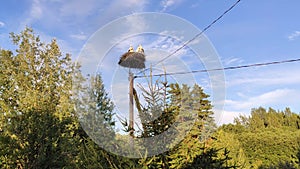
[222,107,300,169]
[238,128,300,168]
[137,74,177,139]
[183,147,238,169]
[168,83,216,169]
[3,28,299,169]
[234,107,300,131]
[0,27,78,168]
[76,74,115,145]
[75,74,122,169]
[259,160,299,169]
[135,74,176,169]
[212,130,247,168]
[76,137,140,169]
[135,75,234,169]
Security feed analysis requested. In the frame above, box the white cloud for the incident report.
[222,56,243,66]
[22,0,43,26]
[59,0,100,18]
[160,0,184,12]
[22,0,149,35]
[17,0,151,65]
[111,29,191,69]
[227,67,300,87]
[124,14,148,34]
[222,60,300,124]
[123,0,148,10]
[190,3,199,8]
[225,88,300,112]
[100,0,148,24]
[110,14,148,46]
[288,31,300,41]
[70,33,87,40]
[0,21,5,27]
[144,31,188,58]
[218,110,244,125]
[111,79,129,114]
[31,0,43,19]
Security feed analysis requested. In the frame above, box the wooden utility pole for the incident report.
[118,45,145,150]
[129,72,134,146]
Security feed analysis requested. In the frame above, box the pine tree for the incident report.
[168,84,216,169]
[75,74,120,168]
[76,74,115,144]
[135,74,177,169]
[135,75,221,168]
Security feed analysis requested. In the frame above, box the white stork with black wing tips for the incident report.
[136,44,144,54]
[128,45,134,53]
[118,45,146,69]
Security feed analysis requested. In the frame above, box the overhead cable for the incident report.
[135,58,300,78]
[137,0,242,75]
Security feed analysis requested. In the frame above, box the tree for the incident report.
[0,27,157,169]
[134,74,177,169]
[212,130,247,168]
[75,74,125,168]
[167,84,217,169]
[76,74,115,146]
[0,27,79,168]
[259,160,298,169]
[183,147,237,169]
[134,74,229,168]
[223,107,300,168]
[233,107,300,131]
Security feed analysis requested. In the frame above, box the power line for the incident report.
[138,0,242,75]
[135,58,300,78]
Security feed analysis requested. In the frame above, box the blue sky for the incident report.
[1,0,300,125]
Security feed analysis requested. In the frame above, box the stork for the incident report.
[136,44,144,54]
[118,45,145,69]
[128,45,134,53]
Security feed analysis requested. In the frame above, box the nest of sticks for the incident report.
[118,52,146,69]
